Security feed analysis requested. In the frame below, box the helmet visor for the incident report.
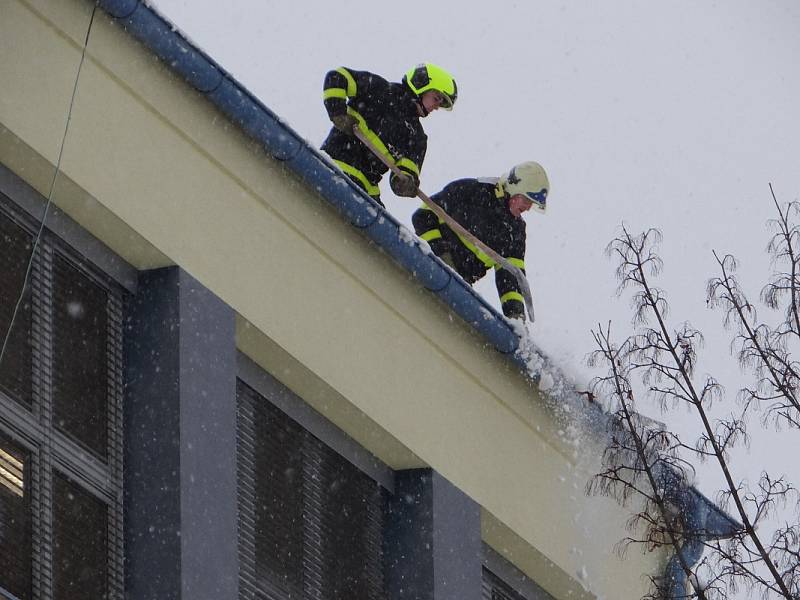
[438,92,454,110]
[429,90,453,110]
[524,189,548,212]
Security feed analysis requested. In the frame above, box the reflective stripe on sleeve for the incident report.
[420,204,444,222]
[420,229,442,242]
[500,291,525,305]
[396,157,421,178]
[323,88,348,100]
[336,68,357,96]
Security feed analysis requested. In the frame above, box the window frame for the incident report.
[236,353,393,600]
[0,173,128,600]
[236,352,394,493]
[482,545,555,600]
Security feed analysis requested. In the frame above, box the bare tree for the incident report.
[588,204,800,599]
[707,186,800,431]
[588,322,716,600]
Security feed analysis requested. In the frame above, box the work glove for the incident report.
[504,303,526,322]
[331,113,357,135]
[390,172,418,197]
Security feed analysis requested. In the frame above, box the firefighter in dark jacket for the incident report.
[412,162,550,320]
[321,63,457,206]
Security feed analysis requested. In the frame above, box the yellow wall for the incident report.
[0,1,667,597]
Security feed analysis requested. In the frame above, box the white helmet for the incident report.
[500,161,549,213]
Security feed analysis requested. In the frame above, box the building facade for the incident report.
[0,1,689,598]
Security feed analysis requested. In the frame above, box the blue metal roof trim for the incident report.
[97,0,137,19]
[662,485,742,597]
[102,1,223,93]
[289,147,383,228]
[209,79,302,162]
[363,213,453,291]
[95,2,738,594]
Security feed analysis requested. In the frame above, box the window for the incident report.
[481,553,555,600]
[53,474,109,599]
[0,197,124,599]
[0,212,33,408]
[237,380,388,600]
[52,255,109,459]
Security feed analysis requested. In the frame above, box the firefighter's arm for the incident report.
[412,206,449,255]
[495,257,526,320]
[322,67,362,133]
[390,135,425,197]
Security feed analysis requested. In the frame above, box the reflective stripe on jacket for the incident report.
[322,67,426,193]
[411,178,527,318]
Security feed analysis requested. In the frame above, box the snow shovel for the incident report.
[352,128,535,322]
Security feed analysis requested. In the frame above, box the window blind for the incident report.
[0,433,32,599]
[0,199,125,599]
[482,567,528,600]
[237,381,388,600]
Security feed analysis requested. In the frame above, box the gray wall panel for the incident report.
[387,468,482,600]
[124,267,237,600]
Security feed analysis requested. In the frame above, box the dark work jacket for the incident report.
[411,178,527,319]
[321,68,427,197]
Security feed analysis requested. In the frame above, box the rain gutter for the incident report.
[652,463,742,596]
[94,2,741,597]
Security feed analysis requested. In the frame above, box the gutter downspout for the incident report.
[664,485,742,598]
[94,2,741,595]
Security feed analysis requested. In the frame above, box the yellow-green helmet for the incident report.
[500,162,550,213]
[402,63,458,110]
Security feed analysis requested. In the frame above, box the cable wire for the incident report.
[0,3,98,374]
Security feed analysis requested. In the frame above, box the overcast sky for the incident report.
[151,0,800,591]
